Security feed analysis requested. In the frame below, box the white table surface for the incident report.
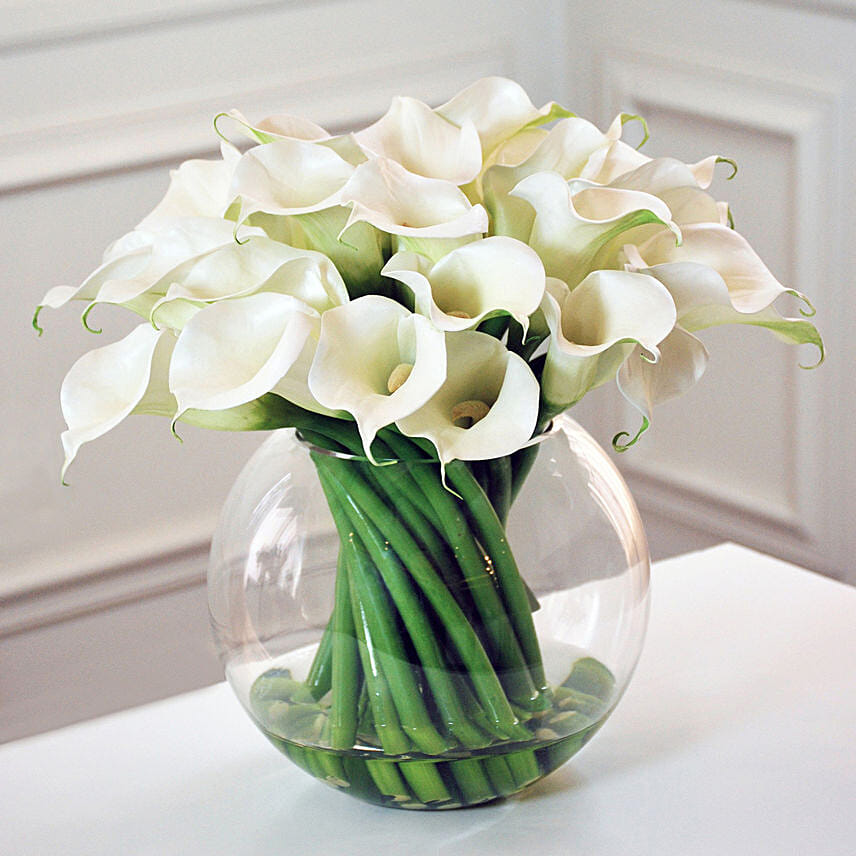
[2,543,855,856]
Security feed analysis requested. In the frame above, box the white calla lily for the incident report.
[436,77,572,157]
[339,157,488,240]
[216,108,331,144]
[608,157,724,226]
[579,139,650,185]
[216,108,367,166]
[396,331,539,465]
[509,172,679,285]
[637,223,812,314]
[148,236,348,330]
[169,293,318,418]
[382,236,545,332]
[229,139,387,296]
[59,324,173,478]
[308,296,447,459]
[231,138,354,219]
[355,96,482,184]
[35,218,254,331]
[540,271,677,410]
[483,116,624,237]
[623,251,823,364]
[138,143,241,229]
[615,326,710,446]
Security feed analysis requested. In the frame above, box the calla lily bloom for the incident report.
[355,96,482,184]
[138,142,241,229]
[231,138,355,220]
[382,236,545,333]
[308,296,447,459]
[60,325,174,479]
[435,76,572,159]
[215,108,367,166]
[483,115,624,237]
[229,139,386,296]
[148,237,348,330]
[35,218,255,331]
[169,292,320,419]
[609,249,823,440]
[339,157,488,240]
[636,223,813,314]
[616,326,710,445]
[508,172,680,286]
[396,330,539,465]
[216,108,332,145]
[540,271,677,411]
[623,248,823,361]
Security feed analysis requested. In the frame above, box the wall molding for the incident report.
[0,1,300,51]
[599,45,842,571]
[1,44,504,192]
[0,520,212,638]
[756,0,856,20]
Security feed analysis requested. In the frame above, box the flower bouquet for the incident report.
[37,77,822,809]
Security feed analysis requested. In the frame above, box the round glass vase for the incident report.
[208,415,650,810]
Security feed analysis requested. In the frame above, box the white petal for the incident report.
[637,223,808,313]
[580,139,650,184]
[617,326,709,423]
[67,218,255,320]
[510,172,679,284]
[340,158,488,238]
[272,333,342,418]
[137,143,241,229]
[625,259,824,363]
[397,331,539,463]
[484,117,621,237]
[215,108,330,144]
[60,324,166,477]
[382,236,545,332]
[355,96,482,184]
[541,271,677,408]
[169,293,317,415]
[436,76,571,156]
[609,157,702,195]
[308,296,447,457]
[231,138,354,219]
[149,236,348,327]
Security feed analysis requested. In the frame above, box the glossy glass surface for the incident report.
[208,416,650,808]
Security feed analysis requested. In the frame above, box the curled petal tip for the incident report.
[212,111,231,143]
[32,306,44,336]
[620,113,650,150]
[612,416,650,452]
[800,341,825,370]
[794,292,816,318]
[81,303,102,334]
[170,414,184,443]
[716,156,739,180]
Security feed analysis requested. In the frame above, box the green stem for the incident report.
[321,466,500,748]
[314,453,524,738]
[343,541,411,756]
[486,457,512,524]
[381,432,540,711]
[329,553,360,750]
[305,619,334,701]
[340,523,451,756]
[446,460,548,697]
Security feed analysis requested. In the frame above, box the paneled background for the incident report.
[1,0,852,741]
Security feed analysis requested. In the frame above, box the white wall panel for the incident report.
[562,0,852,581]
